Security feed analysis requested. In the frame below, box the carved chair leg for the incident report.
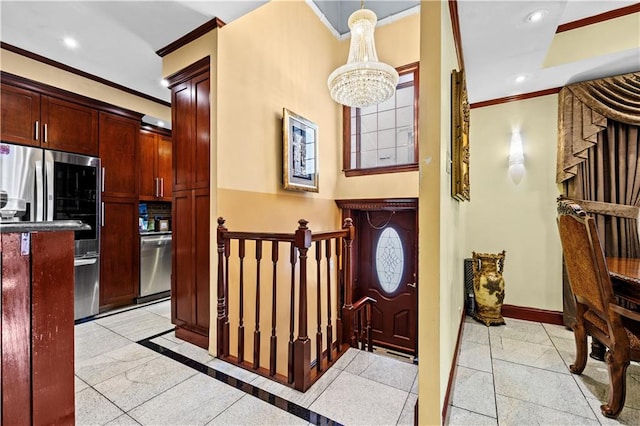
[570,318,588,374]
[601,350,630,419]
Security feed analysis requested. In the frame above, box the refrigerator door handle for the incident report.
[74,257,98,267]
[101,167,105,192]
[101,202,105,227]
[45,157,54,221]
[35,160,44,221]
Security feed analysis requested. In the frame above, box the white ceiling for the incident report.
[0,0,638,111]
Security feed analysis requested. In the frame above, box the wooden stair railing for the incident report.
[216,217,364,392]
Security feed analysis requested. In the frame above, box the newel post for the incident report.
[342,218,356,347]
[293,219,312,391]
[216,217,230,357]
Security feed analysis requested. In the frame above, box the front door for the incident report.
[355,209,418,354]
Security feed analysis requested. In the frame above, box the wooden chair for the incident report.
[556,198,640,419]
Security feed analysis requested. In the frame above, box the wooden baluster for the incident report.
[238,239,245,363]
[325,238,333,362]
[288,242,297,384]
[270,241,278,376]
[342,218,355,347]
[315,240,323,373]
[216,218,228,358]
[366,304,373,352]
[223,232,231,357]
[253,240,262,370]
[335,234,343,350]
[293,219,312,392]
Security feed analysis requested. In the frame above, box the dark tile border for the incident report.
[137,329,341,426]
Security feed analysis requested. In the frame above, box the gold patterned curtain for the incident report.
[556,72,640,184]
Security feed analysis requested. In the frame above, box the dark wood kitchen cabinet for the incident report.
[168,57,211,348]
[139,126,172,201]
[0,82,99,156]
[99,111,141,309]
[99,197,139,309]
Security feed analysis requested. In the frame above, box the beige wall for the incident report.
[465,95,563,311]
[0,48,170,121]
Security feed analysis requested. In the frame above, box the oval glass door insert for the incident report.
[375,227,404,294]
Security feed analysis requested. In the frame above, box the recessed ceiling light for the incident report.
[525,9,548,23]
[63,36,78,49]
[157,121,164,127]
[514,74,528,84]
[160,79,169,88]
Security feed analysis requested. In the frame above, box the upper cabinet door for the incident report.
[0,83,41,147]
[157,135,173,200]
[192,74,210,190]
[172,81,193,192]
[41,96,99,156]
[99,112,139,197]
[139,130,156,199]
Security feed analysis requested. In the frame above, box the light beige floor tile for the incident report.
[587,396,640,425]
[330,347,359,370]
[446,406,497,426]
[104,414,140,425]
[129,373,244,425]
[75,322,132,362]
[410,374,418,394]
[451,366,496,418]
[309,371,408,425]
[75,387,124,426]
[208,394,308,425]
[141,300,171,318]
[493,359,595,419]
[169,341,215,364]
[76,343,159,386]
[458,340,492,372]
[96,309,173,342]
[488,318,553,346]
[358,352,418,392]
[490,334,568,373]
[496,394,599,425]
[343,350,377,375]
[75,375,89,393]
[207,358,261,383]
[542,322,575,340]
[574,360,640,410]
[94,355,196,412]
[397,392,418,426]
[462,321,490,345]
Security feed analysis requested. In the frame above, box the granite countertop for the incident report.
[0,220,90,233]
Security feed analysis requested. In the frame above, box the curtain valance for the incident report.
[556,72,640,183]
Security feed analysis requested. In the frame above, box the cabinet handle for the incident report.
[155,177,159,197]
[160,178,164,198]
[34,121,39,141]
[101,202,105,227]
[101,167,105,192]
[43,123,48,143]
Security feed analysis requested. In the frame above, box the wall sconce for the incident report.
[509,130,525,184]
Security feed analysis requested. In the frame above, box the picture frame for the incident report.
[451,69,470,201]
[282,108,319,192]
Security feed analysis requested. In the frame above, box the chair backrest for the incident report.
[557,198,616,319]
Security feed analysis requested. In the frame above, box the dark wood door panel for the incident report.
[42,96,98,156]
[157,135,173,200]
[194,188,210,333]
[0,83,40,147]
[99,112,139,197]
[172,82,192,192]
[139,130,156,199]
[172,190,193,327]
[356,209,417,353]
[193,74,210,189]
[100,198,139,308]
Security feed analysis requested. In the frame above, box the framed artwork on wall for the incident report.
[282,108,319,192]
[451,69,470,201]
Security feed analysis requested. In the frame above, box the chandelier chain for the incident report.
[366,211,395,230]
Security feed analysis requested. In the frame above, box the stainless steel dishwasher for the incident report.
[139,232,172,301]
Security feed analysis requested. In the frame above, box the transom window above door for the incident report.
[343,62,419,177]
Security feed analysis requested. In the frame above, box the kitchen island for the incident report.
[1,220,88,425]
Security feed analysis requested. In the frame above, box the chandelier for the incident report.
[327,6,399,108]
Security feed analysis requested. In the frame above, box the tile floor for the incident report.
[446,316,640,425]
[74,300,418,425]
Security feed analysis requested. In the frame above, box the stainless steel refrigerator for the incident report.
[0,142,101,320]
